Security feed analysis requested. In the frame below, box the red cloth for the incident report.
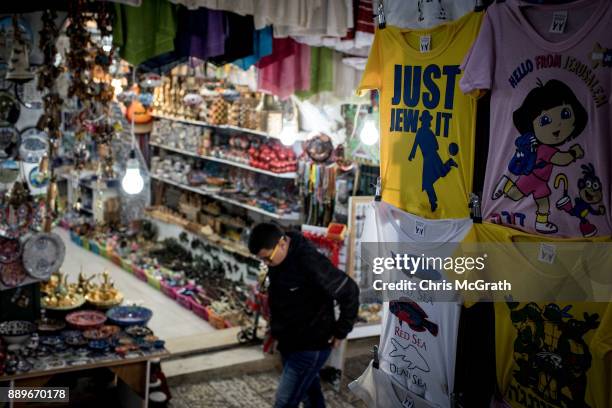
[257,37,310,99]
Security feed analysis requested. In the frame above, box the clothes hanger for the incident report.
[372,345,380,369]
[375,0,386,29]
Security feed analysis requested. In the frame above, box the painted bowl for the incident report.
[39,335,63,347]
[0,320,35,345]
[88,339,110,351]
[65,310,107,330]
[106,306,152,327]
[36,318,66,333]
[124,325,153,338]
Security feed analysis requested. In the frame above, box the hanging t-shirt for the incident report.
[112,0,177,66]
[372,0,476,29]
[363,201,472,408]
[349,360,440,408]
[357,12,483,219]
[460,0,612,238]
[462,223,612,408]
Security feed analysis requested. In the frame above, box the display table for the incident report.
[0,349,169,408]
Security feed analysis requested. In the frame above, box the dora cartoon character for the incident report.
[492,79,588,234]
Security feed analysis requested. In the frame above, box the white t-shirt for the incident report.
[349,360,440,408]
[372,0,476,29]
[273,0,353,38]
[362,201,472,408]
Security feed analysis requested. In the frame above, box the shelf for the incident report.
[149,142,296,179]
[152,113,279,140]
[149,174,300,221]
[145,210,255,260]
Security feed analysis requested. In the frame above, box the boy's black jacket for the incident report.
[267,231,360,352]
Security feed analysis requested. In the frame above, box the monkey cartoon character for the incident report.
[554,164,606,237]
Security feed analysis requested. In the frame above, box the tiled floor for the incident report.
[169,354,370,408]
[56,228,215,341]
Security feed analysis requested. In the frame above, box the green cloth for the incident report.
[113,0,177,66]
[296,47,334,99]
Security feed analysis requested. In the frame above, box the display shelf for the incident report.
[149,142,296,179]
[149,174,300,221]
[145,207,256,260]
[152,113,279,140]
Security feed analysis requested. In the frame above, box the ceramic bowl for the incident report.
[0,320,35,345]
[39,335,63,347]
[106,306,152,327]
[36,318,66,333]
[88,339,110,351]
[124,325,153,338]
[65,310,107,330]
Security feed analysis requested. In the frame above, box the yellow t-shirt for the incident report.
[463,223,612,408]
[357,12,483,219]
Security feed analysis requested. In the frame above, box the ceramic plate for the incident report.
[0,126,20,160]
[0,159,19,183]
[0,260,26,287]
[0,237,21,264]
[22,232,65,280]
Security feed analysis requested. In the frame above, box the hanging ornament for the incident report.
[6,15,34,84]
[37,10,62,92]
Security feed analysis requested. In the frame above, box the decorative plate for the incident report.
[42,293,86,311]
[106,306,153,327]
[0,237,21,264]
[28,165,50,188]
[65,310,107,330]
[0,159,18,183]
[0,126,20,160]
[22,232,66,280]
[19,128,48,163]
[83,325,120,340]
[0,260,26,287]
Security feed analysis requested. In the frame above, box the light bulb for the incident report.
[279,125,298,146]
[121,157,144,195]
[359,119,379,146]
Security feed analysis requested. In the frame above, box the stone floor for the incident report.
[169,354,370,408]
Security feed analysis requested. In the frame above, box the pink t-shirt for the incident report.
[461,0,612,238]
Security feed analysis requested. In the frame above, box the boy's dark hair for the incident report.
[248,223,284,254]
[513,79,588,143]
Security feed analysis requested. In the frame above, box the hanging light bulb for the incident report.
[121,149,144,195]
[74,197,82,212]
[279,124,298,146]
[359,117,379,146]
